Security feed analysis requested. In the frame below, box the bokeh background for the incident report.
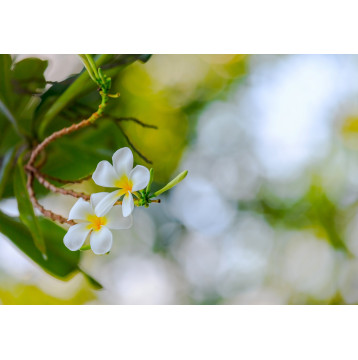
[2,54,358,304]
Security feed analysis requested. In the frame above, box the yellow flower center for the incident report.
[115,175,133,193]
[86,215,107,232]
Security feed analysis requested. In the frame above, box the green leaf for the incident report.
[101,54,152,69]
[13,154,46,256]
[0,145,18,199]
[0,54,13,107]
[137,54,152,63]
[0,211,79,278]
[41,138,108,180]
[0,98,23,137]
[0,56,48,139]
[12,58,48,95]
[79,269,103,290]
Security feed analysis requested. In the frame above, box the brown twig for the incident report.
[38,172,92,185]
[27,118,92,169]
[25,91,109,224]
[75,103,157,164]
[76,105,158,130]
[115,116,158,129]
[26,170,75,225]
[117,123,153,164]
[26,165,90,200]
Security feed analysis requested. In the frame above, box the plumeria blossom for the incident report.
[64,193,132,255]
[92,147,150,217]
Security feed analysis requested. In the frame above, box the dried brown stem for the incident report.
[28,118,92,169]
[114,116,158,129]
[37,172,92,185]
[25,91,109,224]
[26,165,90,200]
[26,170,75,225]
[117,123,153,164]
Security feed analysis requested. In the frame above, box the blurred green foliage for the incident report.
[239,180,351,254]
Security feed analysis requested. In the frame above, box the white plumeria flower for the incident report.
[64,193,133,255]
[92,147,150,218]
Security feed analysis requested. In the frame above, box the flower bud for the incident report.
[152,170,188,197]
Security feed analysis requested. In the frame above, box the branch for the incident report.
[26,90,110,223]
[115,116,158,129]
[117,123,153,164]
[26,170,75,225]
[39,172,92,185]
[26,165,90,201]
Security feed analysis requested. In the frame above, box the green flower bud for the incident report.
[151,170,188,198]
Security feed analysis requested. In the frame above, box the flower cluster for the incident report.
[63,147,187,255]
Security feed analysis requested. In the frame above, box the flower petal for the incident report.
[63,223,90,251]
[94,189,121,217]
[130,165,150,191]
[106,205,133,229]
[68,198,93,221]
[90,192,110,209]
[92,160,118,187]
[122,193,134,217]
[112,147,133,177]
[90,226,113,255]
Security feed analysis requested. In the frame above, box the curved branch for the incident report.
[26,165,90,200]
[26,170,75,225]
[26,90,109,224]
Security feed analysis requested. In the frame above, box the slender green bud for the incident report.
[78,55,97,83]
[85,54,99,80]
[151,170,188,198]
[146,168,154,193]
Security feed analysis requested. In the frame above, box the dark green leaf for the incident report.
[0,54,13,107]
[0,145,18,199]
[13,154,46,256]
[12,58,48,95]
[0,98,23,136]
[0,211,79,279]
[41,139,108,180]
[101,54,152,69]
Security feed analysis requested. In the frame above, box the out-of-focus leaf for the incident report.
[34,74,79,120]
[41,138,109,180]
[101,54,152,69]
[0,283,96,305]
[0,56,49,140]
[307,184,349,253]
[0,211,79,278]
[238,182,350,254]
[137,54,152,63]
[0,54,12,107]
[0,145,18,199]
[0,98,24,136]
[109,63,188,182]
[12,58,48,95]
[13,154,46,256]
[80,270,103,290]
